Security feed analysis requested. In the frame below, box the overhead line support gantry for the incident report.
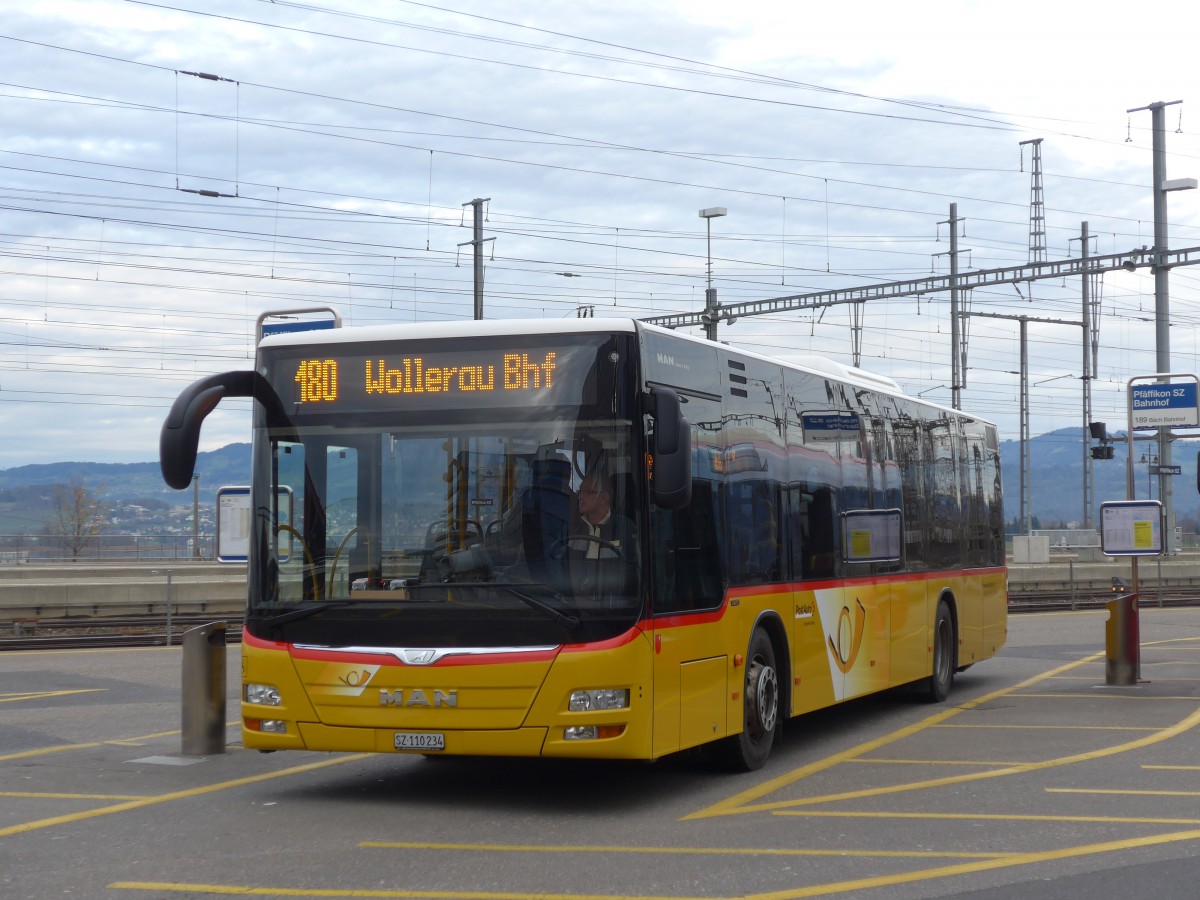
[641,243,1200,335]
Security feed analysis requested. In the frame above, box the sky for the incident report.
[3,0,1200,470]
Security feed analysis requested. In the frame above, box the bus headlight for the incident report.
[244,683,282,706]
[568,688,630,712]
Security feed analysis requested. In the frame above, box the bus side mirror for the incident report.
[649,387,691,510]
[160,371,285,490]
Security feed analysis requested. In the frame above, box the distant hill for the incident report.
[2,431,1197,535]
[0,443,251,501]
[0,444,251,536]
[999,427,1200,528]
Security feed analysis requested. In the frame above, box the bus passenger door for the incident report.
[890,576,928,687]
[787,481,841,714]
[648,427,727,757]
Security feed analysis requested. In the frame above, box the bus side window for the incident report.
[751,493,781,583]
[652,478,724,614]
[728,483,781,586]
[796,485,837,579]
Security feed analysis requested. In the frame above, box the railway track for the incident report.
[1007,585,1200,613]
[4,586,1199,651]
[0,614,243,651]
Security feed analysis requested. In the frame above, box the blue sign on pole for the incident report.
[1131,382,1199,428]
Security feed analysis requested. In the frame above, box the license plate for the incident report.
[394,732,445,751]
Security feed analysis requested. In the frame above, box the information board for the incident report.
[1099,500,1163,556]
[216,487,251,563]
[217,486,294,563]
[841,508,902,563]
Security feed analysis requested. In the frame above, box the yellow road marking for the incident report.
[102,827,1200,900]
[358,841,1008,861]
[0,742,102,762]
[718,706,1200,817]
[932,724,1158,731]
[687,647,1200,821]
[683,652,1103,821]
[1145,764,1200,771]
[109,884,701,899]
[0,728,194,762]
[0,754,370,838]
[0,688,105,703]
[0,791,146,801]
[741,827,1200,900]
[1047,788,1200,798]
[1013,692,1200,700]
[21,618,1200,899]
[1142,648,1200,657]
[778,810,1200,825]
[849,757,1030,767]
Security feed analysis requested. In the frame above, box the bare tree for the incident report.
[46,479,109,559]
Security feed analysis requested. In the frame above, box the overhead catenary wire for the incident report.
[0,7,1194,462]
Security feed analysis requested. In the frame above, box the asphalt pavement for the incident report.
[2,606,1199,899]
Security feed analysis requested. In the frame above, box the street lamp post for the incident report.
[192,474,200,559]
[1126,100,1196,553]
[699,207,727,342]
[1140,452,1158,500]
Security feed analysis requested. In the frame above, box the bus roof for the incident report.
[257,315,988,426]
[257,316,639,349]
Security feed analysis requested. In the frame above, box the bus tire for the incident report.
[713,628,779,771]
[920,599,955,703]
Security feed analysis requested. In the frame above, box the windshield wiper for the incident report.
[448,581,580,630]
[259,603,333,627]
[503,585,581,630]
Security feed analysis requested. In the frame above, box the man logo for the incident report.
[401,649,438,665]
[378,689,458,708]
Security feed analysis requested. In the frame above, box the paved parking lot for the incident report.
[2,606,1198,899]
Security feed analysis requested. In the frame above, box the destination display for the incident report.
[802,411,861,441]
[265,340,607,415]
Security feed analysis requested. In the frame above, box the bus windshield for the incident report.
[247,331,642,649]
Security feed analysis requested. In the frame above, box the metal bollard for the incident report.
[1104,594,1140,686]
[181,622,227,755]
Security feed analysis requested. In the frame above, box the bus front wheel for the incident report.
[713,628,779,771]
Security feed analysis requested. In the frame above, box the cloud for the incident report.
[0,0,1198,477]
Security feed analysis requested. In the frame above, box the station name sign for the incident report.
[1131,381,1198,428]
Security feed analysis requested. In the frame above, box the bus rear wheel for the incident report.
[713,628,779,771]
[920,599,955,703]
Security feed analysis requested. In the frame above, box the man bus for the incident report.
[161,312,1005,771]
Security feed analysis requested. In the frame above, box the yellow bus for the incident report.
[161,313,1006,770]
